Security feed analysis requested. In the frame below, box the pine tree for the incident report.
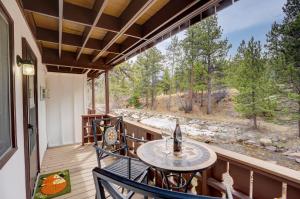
[228,38,277,129]
[160,68,171,95]
[194,62,206,107]
[165,36,181,110]
[181,25,201,112]
[195,15,231,114]
[136,47,163,109]
[266,0,300,136]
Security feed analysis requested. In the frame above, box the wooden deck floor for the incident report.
[41,144,107,199]
[41,144,143,199]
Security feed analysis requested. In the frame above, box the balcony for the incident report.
[38,114,300,199]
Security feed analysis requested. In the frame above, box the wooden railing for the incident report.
[84,114,300,198]
[81,114,106,145]
[121,118,300,199]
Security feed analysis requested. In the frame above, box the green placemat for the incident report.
[34,170,71,199]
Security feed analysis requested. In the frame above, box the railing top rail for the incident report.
[210,145,300,185]
[108,114,300,186]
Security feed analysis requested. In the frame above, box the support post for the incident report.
[105,70,109,114]
[91,77,95,112]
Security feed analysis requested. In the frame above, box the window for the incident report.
[0,2,16,169]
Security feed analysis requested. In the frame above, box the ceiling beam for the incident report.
[92,0,157,63]
[36,28,122,54]
[76,0,108,61]
[58,0,63,58]
[110,0,233,66]
[106,0,198,64]
[22,0,143,39]
[42,48,107,69]
[46,65,88,74]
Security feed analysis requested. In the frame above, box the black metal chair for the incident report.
[92,116,149,187]
[93,167,220,199]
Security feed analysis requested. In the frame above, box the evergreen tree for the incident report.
[194,62,207,107]
[228,38,277,129]
[109,62,132,107]
[195,15,231,114]
[136,47,163,109]
[165,36,181,110]
[266,0,300,136]
[160,68,171,95]
[181,25,201,112]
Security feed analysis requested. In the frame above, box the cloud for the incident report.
[218,0,285,34]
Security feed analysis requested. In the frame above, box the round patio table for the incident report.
[137,139,217,192]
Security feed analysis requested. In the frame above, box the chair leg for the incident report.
[96,180,106,199]
[143,170,149,199]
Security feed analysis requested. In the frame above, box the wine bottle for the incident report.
[173,118,182,153]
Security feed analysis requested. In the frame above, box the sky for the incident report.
[130,0,286,61]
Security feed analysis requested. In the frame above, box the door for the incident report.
[22,38,40,199]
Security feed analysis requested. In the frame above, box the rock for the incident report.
[272,136,280,142]
[265,146,277,152]
[280,137,288,143]
[259,138,272,146]
[296,159,300,164]
[204,137,214,143]
[287,152,300,158]
[131,114,140,119]
[236,135,249,142]
[207,126,220,132]
[245,140,256,145]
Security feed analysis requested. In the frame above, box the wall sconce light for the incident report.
[16,55,35,76]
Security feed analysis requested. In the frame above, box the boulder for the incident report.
[245,140,256,145]
[287,152,300,158]
[265,146,277,152]
[259,138,272,146]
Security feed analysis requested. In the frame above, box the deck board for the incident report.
[41,144,143,199]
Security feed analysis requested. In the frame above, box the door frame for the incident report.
[22,37,40,199]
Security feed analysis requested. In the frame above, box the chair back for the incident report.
[93,167,220,199]
[92,116,128,167]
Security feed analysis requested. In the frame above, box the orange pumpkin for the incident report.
[40,174,67,195]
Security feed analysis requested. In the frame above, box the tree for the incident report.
[266,0,300,136]
[181,26,200,112]
[109,62,132,108]
[165,36,181,110]
[228,38,277,129]
[195,15,231,114]
[194,62,206,107]
[136,47,163,109]
[160,68,171,95]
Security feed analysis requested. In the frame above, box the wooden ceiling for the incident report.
[18,0,238,77]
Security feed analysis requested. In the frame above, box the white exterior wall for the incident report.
[46,73,87,147]
[0,0,48,199]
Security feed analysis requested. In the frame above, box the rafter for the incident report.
[58,0,63,58]
[106,0,199,65]
[110,0,234,66]
[42,48,106,70]
[36,28,122,54]
[76,0,108,61]
[92,0,157,63]
[46,65,88,74]
[22,0,143,39]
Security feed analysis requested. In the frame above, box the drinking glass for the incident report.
[161,130,171,154]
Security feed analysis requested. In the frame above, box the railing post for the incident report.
[91,77,96,112]
[105,70,109,114]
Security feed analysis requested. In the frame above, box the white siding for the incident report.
[0,0,48,198]
[46,73,87,147]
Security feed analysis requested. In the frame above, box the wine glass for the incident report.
[161,130,171,154]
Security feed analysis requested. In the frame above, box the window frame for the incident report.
[0,1,17,169]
